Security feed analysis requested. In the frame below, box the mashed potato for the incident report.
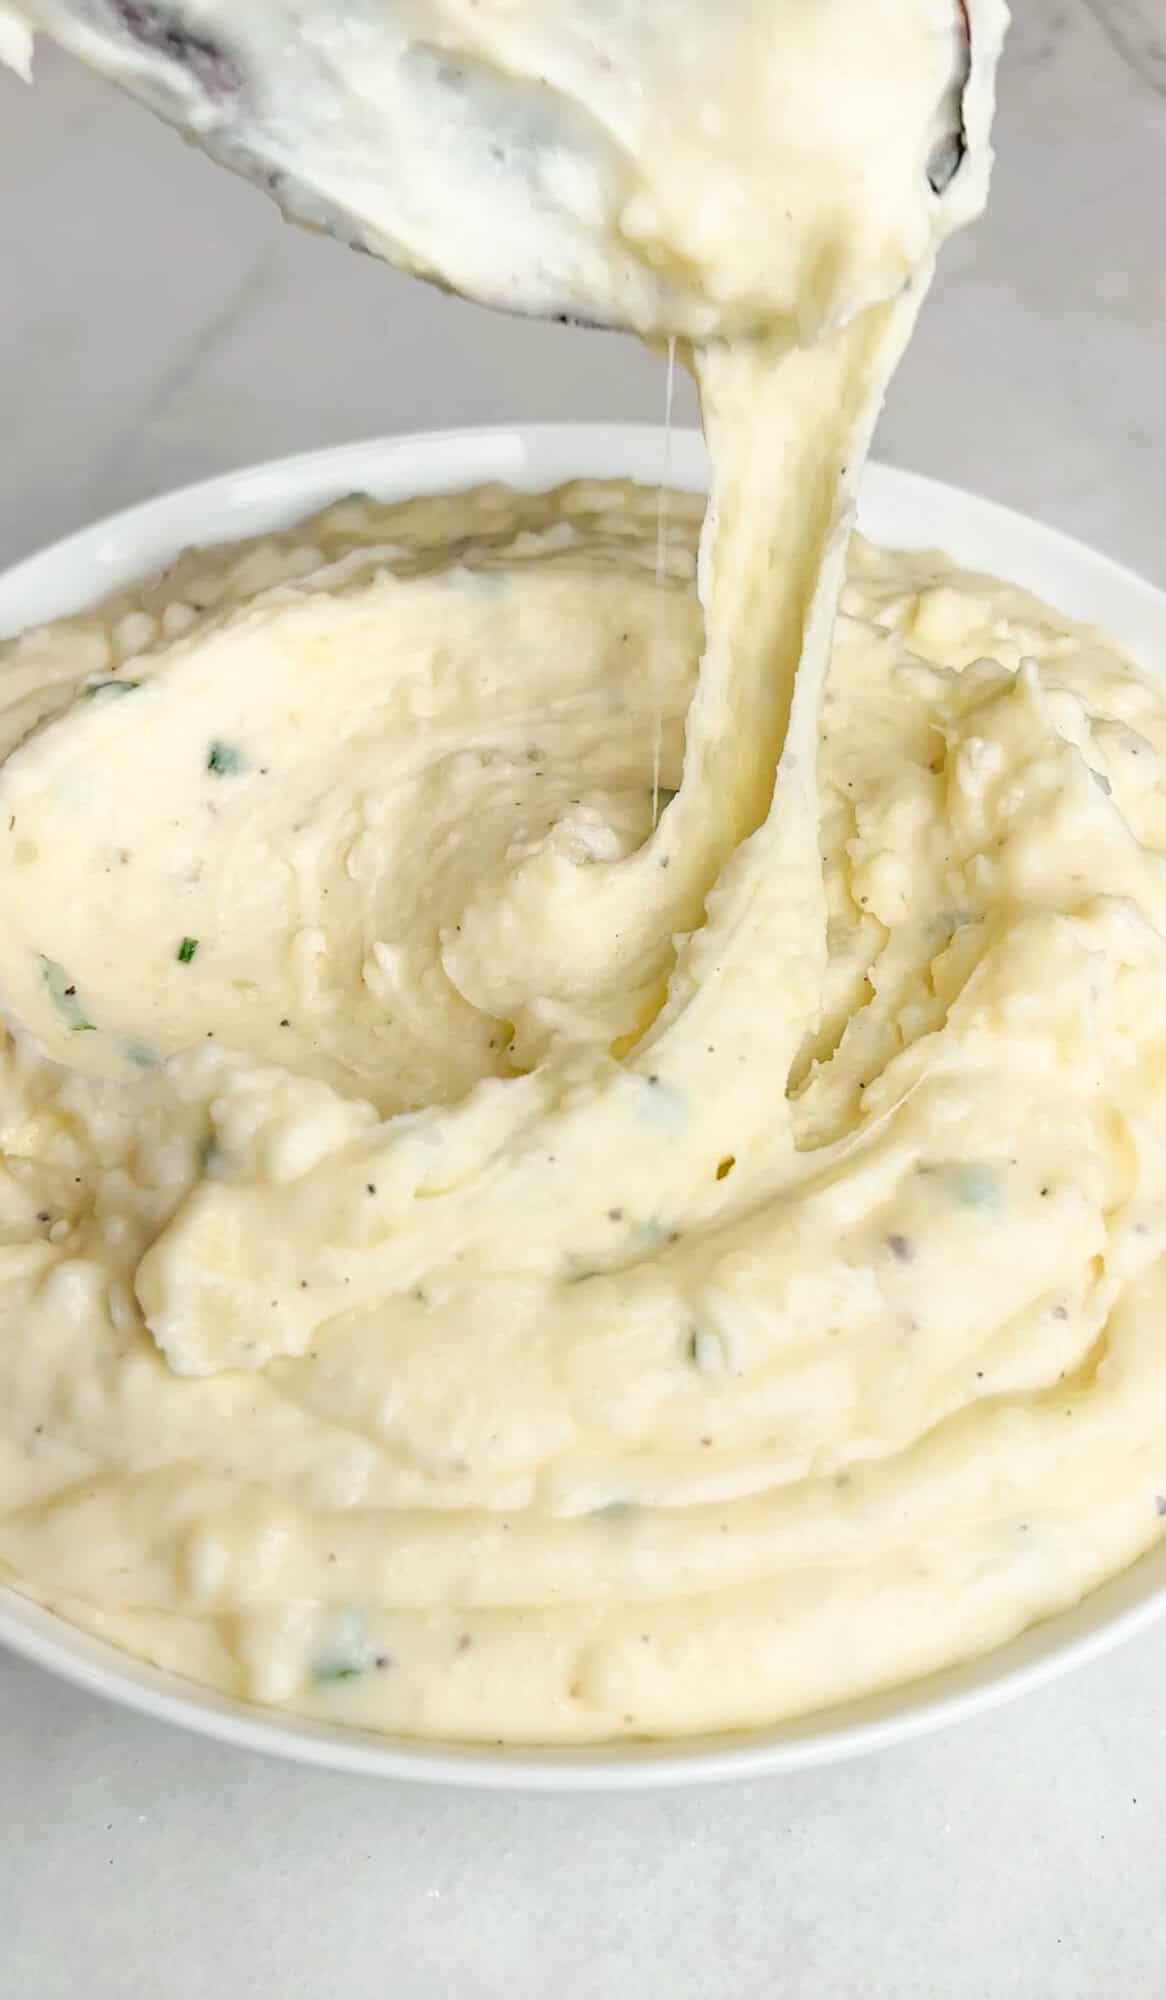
[1,476,1164,1742]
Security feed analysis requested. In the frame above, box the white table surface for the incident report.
[1,6,1164,1994]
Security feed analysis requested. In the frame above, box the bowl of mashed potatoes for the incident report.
[3,422,1166,1788]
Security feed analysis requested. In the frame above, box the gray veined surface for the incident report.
[1080,0,1166,95]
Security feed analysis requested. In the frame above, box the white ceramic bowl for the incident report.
[3,424,1166,1790]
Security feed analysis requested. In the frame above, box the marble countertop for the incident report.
[1,5,1164,1995]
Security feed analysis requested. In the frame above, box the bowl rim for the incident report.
[3,420,1166,1790]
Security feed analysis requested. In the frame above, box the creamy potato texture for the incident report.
[2,481,1166,1742]
[1,0,989,335]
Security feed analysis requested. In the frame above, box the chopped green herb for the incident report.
[207,741,245,776]
[39,957,96,1033]
[312,1609,369,1684]
[121,1039,159,1069]
[82,678,141,701]
[942,1162,1002,1212]
[591,1498,637,1520]
[687,1326,729,1376]
[638,1073,686,1133]
[176,936,199,964]
[563,1259,602,1286]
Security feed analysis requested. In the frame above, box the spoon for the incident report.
[2,0,993,337]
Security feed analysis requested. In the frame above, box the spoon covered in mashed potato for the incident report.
[2,0,983,335]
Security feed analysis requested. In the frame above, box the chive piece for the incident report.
[82,678,141,701]
[942,1161,1001,1212]
[207,741,244,775]
[177,937,199,964]
[121,1040,159,1068]
[687,1327,729,1376]
[313,1661,362,1684]
[39,956,96,1033]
